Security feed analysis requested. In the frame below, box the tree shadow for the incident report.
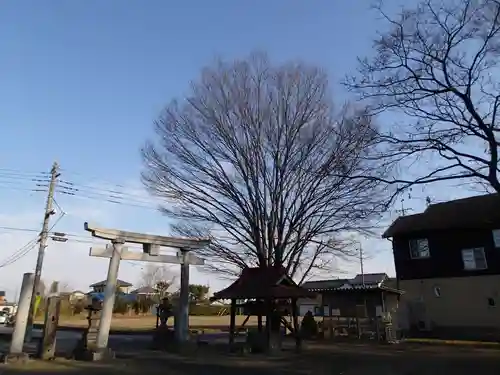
[2,342,500,375]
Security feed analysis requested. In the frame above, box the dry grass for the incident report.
[52,315,260,331]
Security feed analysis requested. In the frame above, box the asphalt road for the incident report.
[0,326,153,355]
[0,326,235,356]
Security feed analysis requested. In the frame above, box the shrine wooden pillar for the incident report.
[265,298,271,348]
[257,305,263,332]
[291,297,301,351]
[229,299,236,347]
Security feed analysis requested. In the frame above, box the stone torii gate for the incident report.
[84,222,210,351]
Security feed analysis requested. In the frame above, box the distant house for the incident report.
[89,279,132,294]
[60,290,86,303]
[383,193,500,341]
[300,273,402,318]
[130,286,156,297]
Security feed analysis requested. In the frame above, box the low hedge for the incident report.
[189,304,229,316]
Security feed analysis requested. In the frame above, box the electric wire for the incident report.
[0,167,164,210]
[0,192,67,268]
[0,238,39,268]
[56,188,159,210]
[0,170,50,194]
[0,166,169,269]
[0,226,40,233]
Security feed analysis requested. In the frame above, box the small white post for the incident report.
[10,273,34,354]
[96,241,123,349]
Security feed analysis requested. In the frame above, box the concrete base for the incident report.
[73,348,115,362]
[150,327,176,350]
[3,352,30,365]
[166,341,198,355]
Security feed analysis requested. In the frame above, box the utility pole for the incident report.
[25,161,59,341]
[359,243,365,287]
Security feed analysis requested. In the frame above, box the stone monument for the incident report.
[151,297,175,349]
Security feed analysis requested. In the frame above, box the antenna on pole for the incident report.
[359,243,365,287]
[396,197,413,217]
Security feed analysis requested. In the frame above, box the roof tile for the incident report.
[383,193,500,238]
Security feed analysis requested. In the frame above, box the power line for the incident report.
[56,188,160,210]
[0,166,163,210]
[0,185,47,193]
[0,166,161,274]
[0,226,40,233]
[0,218,65,268]
[0,168,49,176]
[0,171,49,194]
[57,167,165,209]
[0,238,39,268]
[58,168,133,190]
[0,172,48,180]
[58,179,158,203]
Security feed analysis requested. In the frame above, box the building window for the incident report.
[409,238,430,259]
[461,248,487,270]
[492,229,500,248]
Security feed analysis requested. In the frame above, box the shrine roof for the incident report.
[211,266,316,300]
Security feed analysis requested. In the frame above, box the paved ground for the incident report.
[1,342,500,375]
[0,326,236,356]
[0,327,152,355]
[0,326,499,374]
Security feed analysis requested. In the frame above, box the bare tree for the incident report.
[142,53,391,283]
[345,0,500,193]
[139,264,176,291]
[56,281,73,293]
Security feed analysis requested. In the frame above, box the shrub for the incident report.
[113,298,130,314]
[140,299,155,314]
[189,304,229,316]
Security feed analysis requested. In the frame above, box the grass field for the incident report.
[49,315,260,332]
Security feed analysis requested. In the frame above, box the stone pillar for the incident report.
[73,298,114,361]
[37,296,61,360]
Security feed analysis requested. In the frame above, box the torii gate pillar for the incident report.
[84,223,209,354]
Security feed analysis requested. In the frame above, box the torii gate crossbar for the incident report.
[84,222,210,350]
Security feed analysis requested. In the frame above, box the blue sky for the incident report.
[0,0,478,299]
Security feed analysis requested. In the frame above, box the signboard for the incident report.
[34,295,42,317]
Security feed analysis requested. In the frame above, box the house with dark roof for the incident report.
[384,193,500,341]
[300,273,402,318]
[89,279,133,294]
